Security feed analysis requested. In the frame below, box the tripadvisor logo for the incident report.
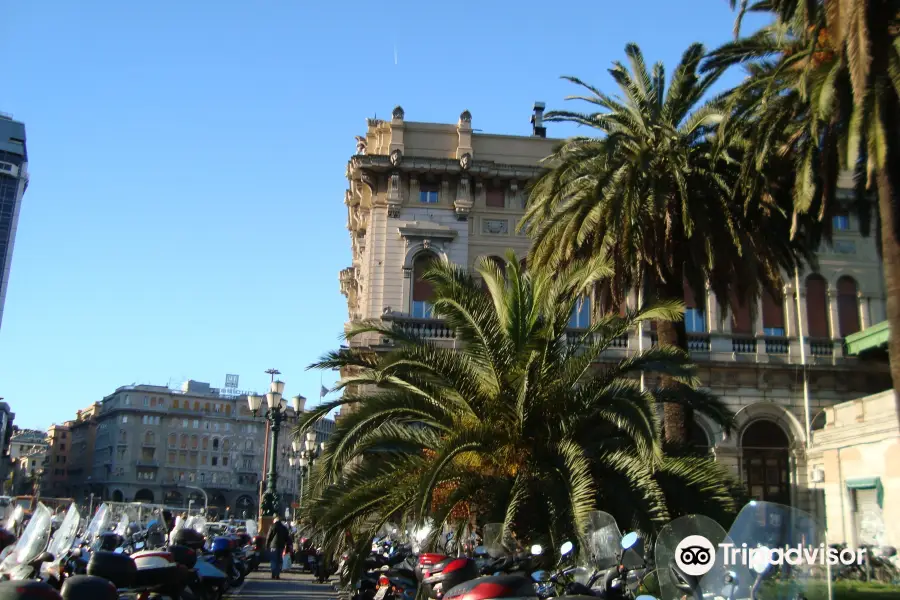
[674,535,864,576]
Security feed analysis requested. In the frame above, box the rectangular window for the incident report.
[212,457,218,466]
[485,187,505,208]
[124,395,131,405]
[121,416,128,424]
[833,213,850,231]
[225,423,231,432]
[182,419,188,428]
[143,397,149,407]
[419,183,439,203]
[223,456,229,467]
[568,297,591,329]
[684,308,706,333]
[193,420,199,429]
[201,454,207,465]
[412,301,433,319]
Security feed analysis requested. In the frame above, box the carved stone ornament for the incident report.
[459,109,472,123]
[390,149,402,167]
[459,152,472,171]
[355,136,367,155]
[422,239,432,249]
[392,105,405,120]
[403,267,412,279]
[360,171,376,192]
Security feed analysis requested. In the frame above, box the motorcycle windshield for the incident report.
[82,503,110,546]
[482,523,512,559]
[145,509,168,549]
[187,515,207,534]
[1,502,52,570]
[585,510,620,570]
[720,501,825,600]
[4,506,23,531]
[245,520,258,538]
[113,509,136,537]
[48,504,80,558]
[655,514,729,600]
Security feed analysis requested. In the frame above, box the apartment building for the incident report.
[42,423,72,497]
[60,379,336,518]
[339,104,891,514]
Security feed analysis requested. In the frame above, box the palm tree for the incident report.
[296,253,744,580]
[708,0,900,421]
[521,42,809,446]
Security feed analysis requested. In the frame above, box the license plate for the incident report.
[374,587,388,600]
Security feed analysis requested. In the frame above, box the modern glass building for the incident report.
[0,114,28,332]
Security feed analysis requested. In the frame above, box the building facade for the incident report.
[9,429,47,461]
[339,104,891,514]
[42,423,72,497]
[0,114,28,332]
[0,402,14,487]
[45,379,336,518]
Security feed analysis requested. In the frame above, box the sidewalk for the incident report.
[229,569,339,600]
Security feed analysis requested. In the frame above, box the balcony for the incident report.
[375,314,870,369]
[136,459,159,468]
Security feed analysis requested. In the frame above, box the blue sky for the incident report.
[0,1,766,429]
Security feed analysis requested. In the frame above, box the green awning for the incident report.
[845,476,884,508]
[844,320,890,356]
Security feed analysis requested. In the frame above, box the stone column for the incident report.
[857,291,870,330]
[794,285,810,358]
[827,287,842,357]
[754,296,766,359]
[783,283,797,338]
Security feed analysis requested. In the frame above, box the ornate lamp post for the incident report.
[248,379,305,518]
[288,431,324,512]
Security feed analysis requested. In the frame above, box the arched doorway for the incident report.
[210,492,227,516]
[235,495,256,519]
[741,420,791,505]
[134,488,154,503]
[411,252,438,318]
[690,420,711,455]
[111,489,124,502]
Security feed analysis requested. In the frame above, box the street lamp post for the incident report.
[248,376,305,518]
[288,431,323,514]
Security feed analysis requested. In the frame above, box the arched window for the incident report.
[191,435,198,450]
[412,253,438,318]
[143,431,155,446]
[837,276,860,337]
[805,275,830,338]
[119,430,127,443]
[223,439,231,451]
[762,289,786,337]
[172,399,179,409]
[212,438,219,451]
[741,420,790,505]
[202,437,208,450]
[569,296,591,329]
[245,439,253,451]
[193,401,200,411]
[205,402,211,412]
[168,433,176,448]
[180,434,188,449]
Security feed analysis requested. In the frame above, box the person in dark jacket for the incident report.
[266,516,291,579]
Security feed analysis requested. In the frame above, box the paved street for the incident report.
[230,569,339,600]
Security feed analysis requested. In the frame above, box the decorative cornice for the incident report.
[349,154,546,180]
[397,221,458,240]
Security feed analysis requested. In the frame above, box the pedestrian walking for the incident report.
[266,515,291,580]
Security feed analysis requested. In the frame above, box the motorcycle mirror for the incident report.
[635,596,658,600]
[559,541,574,556]
[621,532,639,550]
[114,547,124,554]
[750,547,771,574]
[530,544,543,556]
[474,545,486,555]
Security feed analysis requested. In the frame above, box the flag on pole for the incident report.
[320,385,328,398]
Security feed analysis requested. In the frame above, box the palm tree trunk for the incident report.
[875,116,900,431]
[655,276,691,447]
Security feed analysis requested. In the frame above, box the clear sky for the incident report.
[0,1,765,429]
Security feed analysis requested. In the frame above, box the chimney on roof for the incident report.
[531,102,546,138]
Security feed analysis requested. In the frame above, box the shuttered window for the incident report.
[837,276,860,337]
[595,281,626,317]
[762,290,785,336]
[805,275,829,338]
[486,187,505,208]
[412,253,437,318]
[730,292,753,334]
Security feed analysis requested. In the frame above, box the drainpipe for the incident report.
[794,267,812,449]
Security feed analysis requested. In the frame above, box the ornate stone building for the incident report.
[339,104,891,512]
